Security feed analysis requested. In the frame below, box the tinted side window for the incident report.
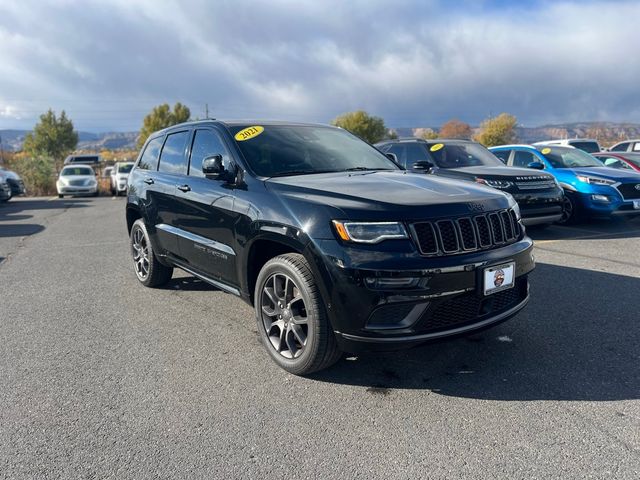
[189,129,231,177]
[385,145,405,167]
[600,157,631,170]
[611,142,629,152]
[404,144,431,169]
[493,150,510,163]
[513,150,536,168]
[158,131,190,175]
[138,136,164,171]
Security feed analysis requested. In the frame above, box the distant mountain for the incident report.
[390,121,640,146]
[0,130,139,152]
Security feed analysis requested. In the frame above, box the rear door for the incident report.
[173,127,239,288]
[153,129,191,256]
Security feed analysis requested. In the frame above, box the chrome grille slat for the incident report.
[412,208,520,256]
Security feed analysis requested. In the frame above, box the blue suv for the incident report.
[489,145,640,223]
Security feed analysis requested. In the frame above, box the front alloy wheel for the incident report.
[261,273,309,359]
[255,253,341,375]
[558,193,575,224]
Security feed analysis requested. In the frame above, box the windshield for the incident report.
[428,142,505,168]
[61,167,94,176]
[621,154,640,169]
[229,125,399,177]
[118,164,133,174]
[539,147,603,168]
[570,141,600,153]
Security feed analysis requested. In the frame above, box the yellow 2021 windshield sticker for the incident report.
[235,126,264,141]
[541,147,551,154]
[430,143,444,152]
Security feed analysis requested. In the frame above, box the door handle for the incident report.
[143,178,154,185]
[177,184,191,192]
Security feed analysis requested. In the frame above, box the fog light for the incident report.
[591,194,610,202]
[364,277,422,289]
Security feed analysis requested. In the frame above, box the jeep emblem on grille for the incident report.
[467,203,485,212]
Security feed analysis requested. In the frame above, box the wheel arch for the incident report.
[243,235,307,305]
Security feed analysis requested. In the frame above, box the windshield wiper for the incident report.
[270,169,338,178]
[342,167,394,172]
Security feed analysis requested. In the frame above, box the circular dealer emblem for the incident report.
[493,269,505,288]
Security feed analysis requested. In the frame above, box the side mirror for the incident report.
[202,154,224,178]
[412,160,434,173]
[527,161,545,170]
[386,152,398,163]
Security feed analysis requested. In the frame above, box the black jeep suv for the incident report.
[126,121,535,375]
[375,138,565,227]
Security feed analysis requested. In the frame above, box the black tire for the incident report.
[130,219,173,287]
[58,194,63,198]
[255,253,341,375]
[557,191,580,224]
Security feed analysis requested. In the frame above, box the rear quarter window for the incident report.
[137,136,164,171]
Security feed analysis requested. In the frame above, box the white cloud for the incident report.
[0,0,638,131]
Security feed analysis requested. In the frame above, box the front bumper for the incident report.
[309,236,535,353]
[57,185,98,195]
[576,190,640,217]
[512,189,564,226]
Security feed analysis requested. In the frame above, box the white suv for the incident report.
[608,139,640,152]
[533,139,601,154]
[110,162,134,196]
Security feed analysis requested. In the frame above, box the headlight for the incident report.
[512,202,521,221]
[476,178,514,189]
[332,221,408,244]
[58,178,68,185]
[576,175,616,186]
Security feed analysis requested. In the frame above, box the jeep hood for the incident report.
[266,170,511,219]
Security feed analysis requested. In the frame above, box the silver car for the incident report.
[56,165,98,198]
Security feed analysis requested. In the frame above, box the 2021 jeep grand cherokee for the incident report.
[126,120,535,375]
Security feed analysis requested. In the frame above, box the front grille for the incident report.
[411,208,520,256]
[68,179,87,186]
[421,280,526,333]
[515,180,557,190]
[616,183,640,200]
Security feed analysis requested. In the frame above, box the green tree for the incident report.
[23,109,78,163]
[475,113,518,147]
[10,155,56,196]
[331,110,387,144]
[137,102,191,149]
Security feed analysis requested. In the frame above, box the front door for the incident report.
[173,128,240,288]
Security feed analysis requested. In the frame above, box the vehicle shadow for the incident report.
[311,263,639,402]
[0,198,90,219]
[0,224,45,237]
[528,216,640,241]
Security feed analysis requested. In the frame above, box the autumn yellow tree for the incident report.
[475,113,518,147]
[331,110,387,144]
[440,119,472,139]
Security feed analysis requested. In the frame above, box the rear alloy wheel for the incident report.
[255,253,341,375]
[130,219,173,287]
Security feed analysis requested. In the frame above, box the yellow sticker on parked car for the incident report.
[541,147,551,154]
[235,126,264,141]
[430,143,444,152]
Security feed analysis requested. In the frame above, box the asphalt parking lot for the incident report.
[1,196,639,479]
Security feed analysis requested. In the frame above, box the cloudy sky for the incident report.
[1,0,639,132]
